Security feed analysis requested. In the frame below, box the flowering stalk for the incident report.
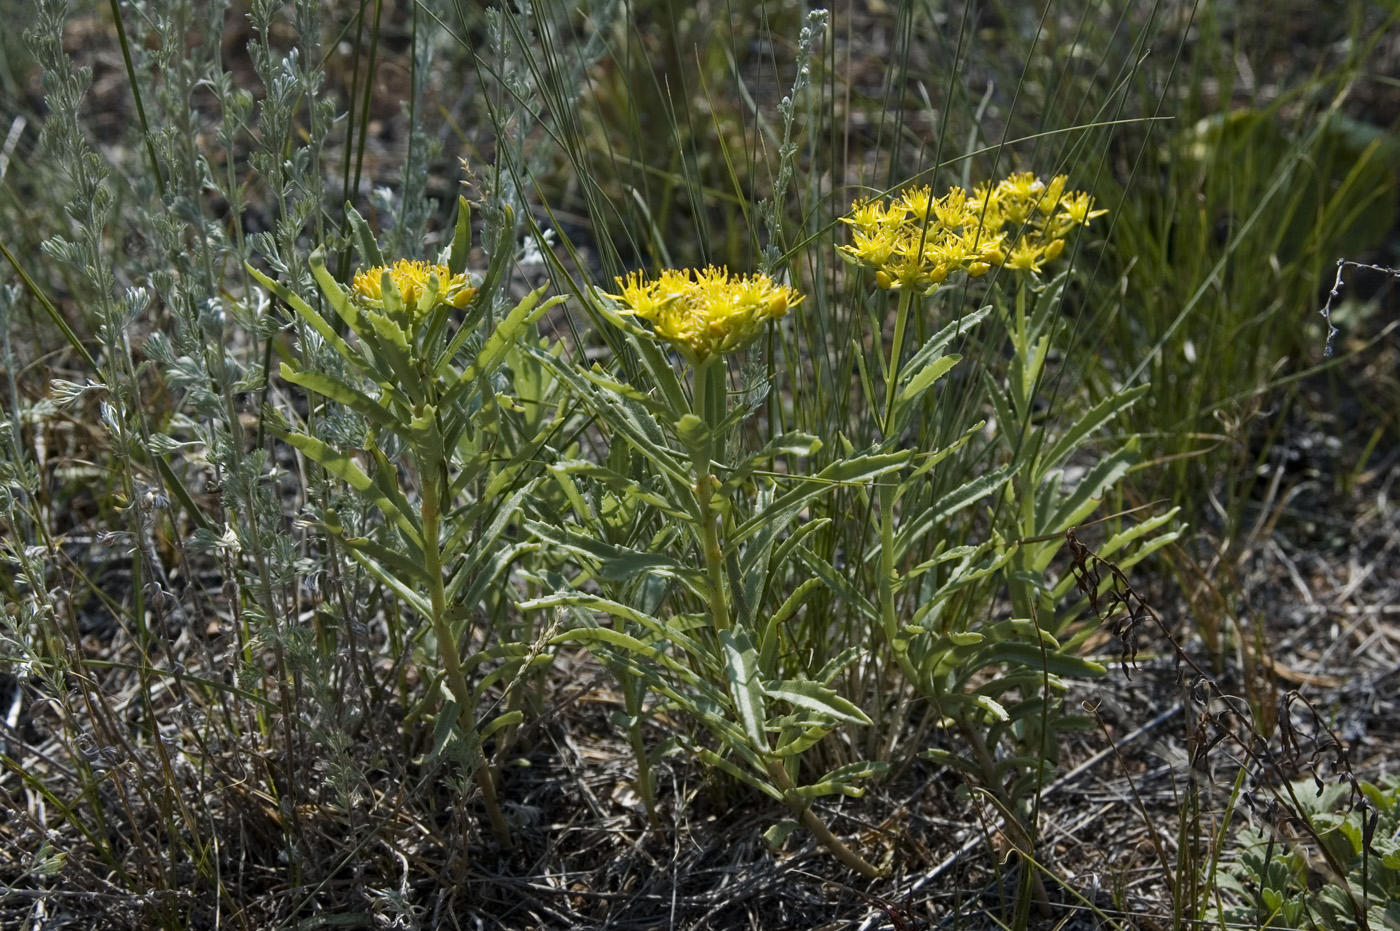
[251,212,560,850]
[843,173,1109,673]
[690,356,731,633]
[527,265,891,877]
[879,286,919,684]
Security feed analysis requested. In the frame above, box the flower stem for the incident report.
[422,466,513,847]
[767,759,883,879]
[692,359,731,632]
[882,286,915,436]
[878,288,920,683]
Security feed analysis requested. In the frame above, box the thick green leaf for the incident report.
[407,404,446,474]
[771,726,829,758]
[901,420,984,491]
[339,534,430,586]
[551,460,694,521]
[792,760,890,799]
[364,308,424,403]
[673,413,710,458]
[479,709,523,742]
[442,286,559,391]
[270,425,424,548]
[1047,440,1139,532]
[763,678,870,726]
[894,465,1016,559]
[344,203,385,268]
[980,641,1106,678]
[525,344,693,486]
[577,365,671,415]
[628,317,691,418]
[246,262,356,364]
[759,578,822,673]
[896,353,960,408]
[812,646,864,687]
[550,626,709,690]
[341,541,431,619]
[448,196,471,275]
[727,450,911,552]
[763,819,801,848]
[721,629,767,749]
[795,545,880,622]
[695,747,783,801]
[471,655,551,704]
[524,520,707,596]
[1041,384,1150,472]
[532,595,713,672]
[721,431,822,496]
[280,363,398,431]
[449,541,538,622]
[763,516,830,582]
[459,642,533,675]
[443,481,537,579]
[900,305,992,376]
[309,252,377,349]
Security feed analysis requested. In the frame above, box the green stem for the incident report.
[692,359,731,632]
[882,287,916,436]
[422,467,512,847]
[961,712,1050,914]
[766,760,883,879]
[878,288,920,682]
[877,479,917,684]
[624,673,661,830]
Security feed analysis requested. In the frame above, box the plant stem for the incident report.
[961,712,1051,915]
[620,668,661,829]
[878,287,920,683]
[692,359,731,632]
[882,287,915,436]
[422,465,513,847]
[767,760,883,879]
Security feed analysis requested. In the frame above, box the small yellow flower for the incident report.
[1004,236,1048,274]
[842,228,900,270]
[1037,175,1069,216]
[1058,191,1109,227]
[896,186,935,223]
[841,198,901,235]
[609,266,801,362]
[352,260,477,316]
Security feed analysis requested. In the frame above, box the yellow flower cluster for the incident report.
[840,172,1108,290]
[609,266,802,362]
[351,260,477,318]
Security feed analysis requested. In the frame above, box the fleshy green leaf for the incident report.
[727,450,911,552]
[448,196,471,275]
[721,629,768,749]
[344,203,385,268]
[269,425,424,549]
[246,262,356,364]
[1040,384,1150,471]
[792,760,890,799]
[763,678,871,726]
[279,363,398,430]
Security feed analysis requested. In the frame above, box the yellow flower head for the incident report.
[351,260,477,318]
[840,172,1107,287]
[609,266,801,362]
